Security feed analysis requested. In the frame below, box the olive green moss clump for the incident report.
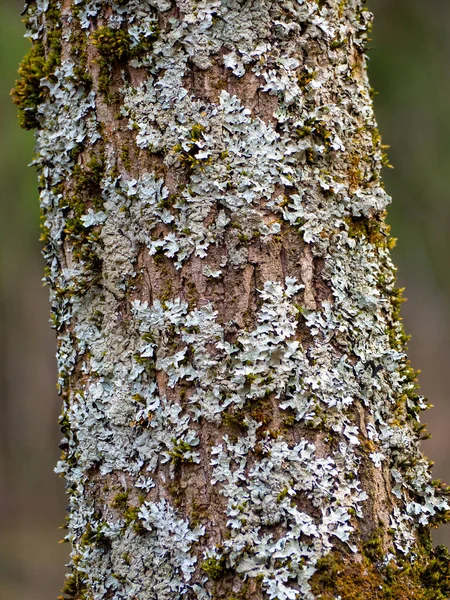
[201,556,228,581]
[58,567,89,600]
[91,25,159,102]
[91,22,161,62]
[12,2,62,129]
[91,26,131,61]
[69,10,92,92]
[62,152,105,274]
[310,538,450,600]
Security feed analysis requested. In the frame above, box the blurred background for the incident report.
[1,0,450,598]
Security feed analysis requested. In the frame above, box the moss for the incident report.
[111,490,129,510]
[345,214,391,248]
[158,193,178,210]
[123,505,141,529]
[91,24,159,102]
[132,393,146,404]
[297,70,317,89]
[363,527,385,562]
[277,487,289,502]
[201,555,227,580]
[168,438,195,464]
[186,280,199,308]
[160,280,173,303]
[91,26,131,60]
[338,0,348,18]
[132,354,156,378]
[80,523,109,550]
[91,27,129,101]
[168,482,184,508]
[190,500,208,527]
[72,154,105,206]
[58,568,89,600]
[222,395,273,438]
[62,151,106,276]
[12,2,62,129]
[173,124,213,172]
[369,125,393,170]
[305,148,316,165]
[67,7,92,89]
[296,119,333,150]
[281,414,296,428]
[111,490,146,533]
[11,42,46,129]
[120,145,132,170]
[310,540,450,600]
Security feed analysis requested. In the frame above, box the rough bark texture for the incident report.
[13,0,450,599]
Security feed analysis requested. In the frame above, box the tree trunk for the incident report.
[13,0,450,598]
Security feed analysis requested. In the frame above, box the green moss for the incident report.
[111,490,146,533]
[91,26,130,101]
[201,555,227,580]
[345,213,392,248]
[173,124,213,172]
[281,414,296,428]
[297,70,317,89]
[363,527,385,562]
[71,154,105,207]
[277,487,289,502]
[160,280,173,303]
[186,281,199,308]
[222,395,272,435]
[80,523,109,549]
[120,145,132,170]
[91,24,159,102]
[61,151,106,276]
[158,193,177,210]
[305,148,316,165]
[11,42,46,129]
[168,438,195,464]
[12,2,62,129]
[66,2,93,89]
[296,118,332,149]
[58,568,89,600]
[132,393,146,404]
[91,26,131,60]
[310,540,450,600]
[111,490,129,510]
[190,500,208,527]
[123,505,140,528]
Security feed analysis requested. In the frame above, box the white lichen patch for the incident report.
[68,498,205,600]
[120,88,296,267]
[211,425,368,600]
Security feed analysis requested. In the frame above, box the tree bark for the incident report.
[13,0,450,598]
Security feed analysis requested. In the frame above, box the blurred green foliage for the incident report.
[369,0,450,294]
[0,1,37,238]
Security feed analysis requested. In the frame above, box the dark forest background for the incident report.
[1,0,450,598]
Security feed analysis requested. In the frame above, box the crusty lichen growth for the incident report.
[17,0,450,598]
